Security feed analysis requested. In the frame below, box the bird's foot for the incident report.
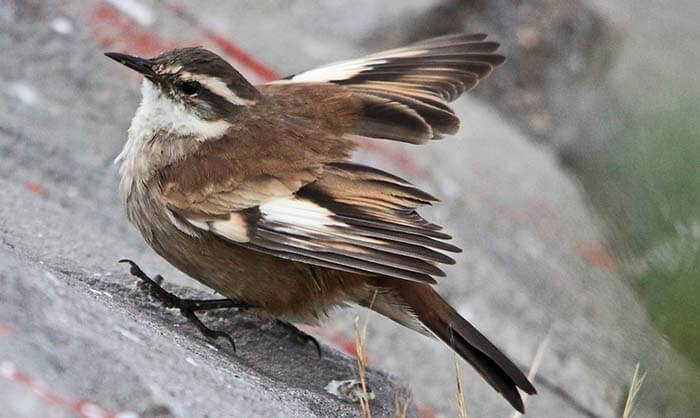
[277,320,322,358]
[119,259,249,352]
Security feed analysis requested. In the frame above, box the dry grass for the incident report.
[621,363,647,418]
[393,387,412,418]
[455,354,468,418]
[351,309,647,418]
[354,315,372,418]
[509,333,551,418]
[352,307,411,418]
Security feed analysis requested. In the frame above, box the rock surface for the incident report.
[0,178,413,418]
[367,0,615,148]
[1,0,695,417]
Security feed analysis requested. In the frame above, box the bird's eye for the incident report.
[179,80,201,95]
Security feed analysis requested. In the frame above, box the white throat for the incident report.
[115,80,232,199]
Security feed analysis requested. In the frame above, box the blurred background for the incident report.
[1,0,699,417]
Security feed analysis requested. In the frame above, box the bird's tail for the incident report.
[385,281,536,413]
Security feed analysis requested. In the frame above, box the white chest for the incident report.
[115,80,232,200]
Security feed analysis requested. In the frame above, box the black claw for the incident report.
[119,259,178,307]
[119,259,159,290]
[218,332,237,352]
[180,308,237,352]
[278,321,323,359]
[308,336,323,359]
[118,260,321,358]
[119,259,248,353]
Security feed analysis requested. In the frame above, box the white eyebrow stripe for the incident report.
[180,72,256,106]
[159,64,182,74]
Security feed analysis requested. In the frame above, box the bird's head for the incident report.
[105,47,261,128]
[106,48,264,190]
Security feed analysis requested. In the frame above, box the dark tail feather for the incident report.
[395,282,536,413]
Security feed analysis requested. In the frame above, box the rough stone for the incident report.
[2,0,696,417]
[378,0,616,148]
[0,179,413,418]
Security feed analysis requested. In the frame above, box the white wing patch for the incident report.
[179,212,252,243]
[208,213,251,242]
[169,170,460,284]
[281,58,389,83]
[259,198,346,230]
[178,197,347,244]
[274,49,425,84]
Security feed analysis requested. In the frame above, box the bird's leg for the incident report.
[119,259,249,352]
[276,320,322,358]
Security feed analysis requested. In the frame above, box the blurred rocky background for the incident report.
[1,0,698,417]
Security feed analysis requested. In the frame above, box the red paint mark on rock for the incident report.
[302,325,361,359]
[0,360,117,418]
[0,324,13,335]
[162,1,280,82]
[416,403,438,418]
[25,182,44,196]
[90,2,176,56]
[93,0,432,180]
[331,332,361,360]
[575,243,617,273]
[159,1,433,179]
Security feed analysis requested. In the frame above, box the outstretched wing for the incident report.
[164,163,461,284]
[161,34,506,282]
[271,33,505,143]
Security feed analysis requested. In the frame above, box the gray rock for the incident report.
[362,0,616,149]
[350,98,699,418]
[0,178,413,418]
[0,4,416,416]
[2,0,695,417]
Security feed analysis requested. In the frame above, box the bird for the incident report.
[105,32,536,412]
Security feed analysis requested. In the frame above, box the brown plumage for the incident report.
[106,32,536,413]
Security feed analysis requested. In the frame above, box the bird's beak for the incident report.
[104,52,155,79]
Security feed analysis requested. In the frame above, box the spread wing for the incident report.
[270,33,505,143]
[164,163,461,284]
[160,34,504,283]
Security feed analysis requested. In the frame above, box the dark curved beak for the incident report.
[104,52,155,78]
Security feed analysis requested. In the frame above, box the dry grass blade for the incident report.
[394,387,412,418]
[455,353,468,418]
[622,363,647,418]
[510,333,551,418]
[354,315,371,418]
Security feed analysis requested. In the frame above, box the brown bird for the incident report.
[106,33,536,412]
